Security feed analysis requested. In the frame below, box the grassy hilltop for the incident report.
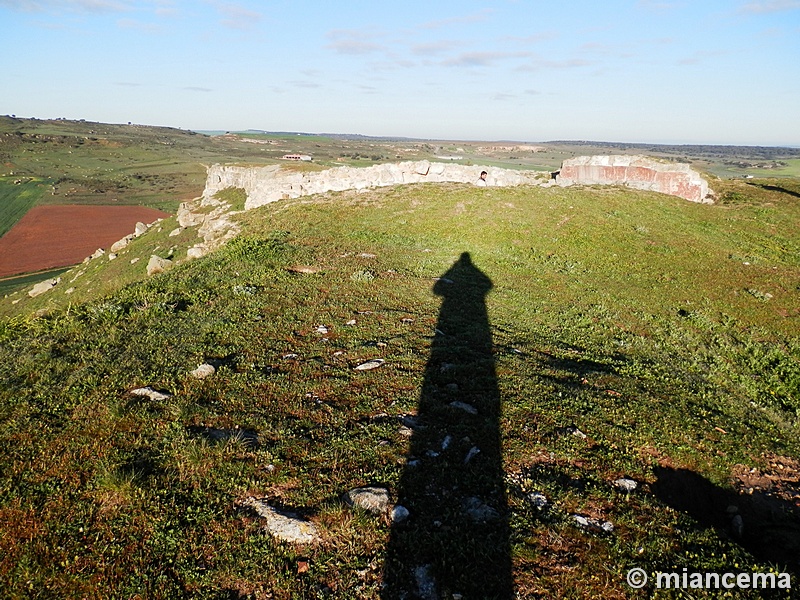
[1,119,799,598]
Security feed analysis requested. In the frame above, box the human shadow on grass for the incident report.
[653,466,800,579]
[382,252,513,599]
[746,182,800,199]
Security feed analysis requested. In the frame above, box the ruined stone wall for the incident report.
[202,160,546,210]
[556,155,712,203]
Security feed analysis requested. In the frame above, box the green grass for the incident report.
[0,268,69,298]
[1,180,799,598]
[0,177,48,238]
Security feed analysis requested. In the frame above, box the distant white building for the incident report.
[282,154,312,161]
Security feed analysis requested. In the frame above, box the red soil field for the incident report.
[0,205,172,278]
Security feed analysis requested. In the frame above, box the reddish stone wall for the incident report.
[557,155,711,203]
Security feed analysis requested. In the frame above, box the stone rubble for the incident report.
[242,497,319,544]
[344,486,391,515]
[129,386,172,401]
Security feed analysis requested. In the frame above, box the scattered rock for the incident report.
[233,285,258,296]
[355,358,385,371]
[391,505,410,523]
[134,222,148,237]
[169,227,183,237]
[527,492,549,509]
[243,497,319,544]
[130,257,140,264]
[614,478,638,493]
[65,287,75,294]
[414,564,437,600]
[572,514,614,534]
[28,277,60,298]
[344,486,391,515]
[190,363,216,379]
[110,235,133,253]
[316,325,330,334]
[287,265,319,274]
[146,255,173,276]
[566,425,587,439]
[464,446,480,464]
[732,514,744,538]
[108,253,117,261]
[187,245,208,260]
[283,353,299,360]
[130,386,172,401]
[345,319,357,326]
[359,253,377,258]
[401,317,414,324]
[463,497,500,522]
[449,401,478,415]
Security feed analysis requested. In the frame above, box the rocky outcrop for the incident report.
[203,160,546,211]
[175,157,714,262]
[556,155,712,203]
[28,277,61,298]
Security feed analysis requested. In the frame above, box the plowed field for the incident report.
[0,205,171,278]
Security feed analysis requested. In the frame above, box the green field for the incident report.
[0,177,48,239]
[1,175,798,597]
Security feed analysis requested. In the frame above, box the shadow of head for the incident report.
[653,465,800,574]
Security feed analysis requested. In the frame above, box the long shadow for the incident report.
[653,466,800,577]
[382,252,513,599]
[746,182,800,199]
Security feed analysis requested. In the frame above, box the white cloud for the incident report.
[637,0,682,10]
[117,17,160,32]
[419,8,493,30]
[327,29,386,55]
[210,1,261,30]
[739,0,800,13]
[677,49,725,65]
[516,57,593,72]
[0,0,132,12]
[441,50,530,68]
[411,40,462,56]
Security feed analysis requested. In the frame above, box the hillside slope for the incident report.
[1,181,799,598]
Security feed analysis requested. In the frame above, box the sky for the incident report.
[1,1,799,146]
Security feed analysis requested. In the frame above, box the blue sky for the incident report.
[2,1,799,145]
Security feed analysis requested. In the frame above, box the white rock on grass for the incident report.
[147,255,173,276]
[28,278,60,298]
[130,386,172,401]
[243,497,319,544]
[190,363,216,379]
[344,486,390,515]
[528,492,549,509]
[354,359,385,371]
[572,514,614,534]
[613,478,638,492]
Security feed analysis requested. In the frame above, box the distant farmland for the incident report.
[0,205,171,278]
